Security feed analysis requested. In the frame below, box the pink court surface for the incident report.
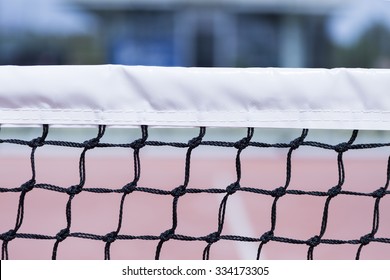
[1,151,390,260]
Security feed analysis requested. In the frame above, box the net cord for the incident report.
[1,125,390,259]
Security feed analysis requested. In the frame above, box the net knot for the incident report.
[160,229,174,242]
[28,137,45,148]
[171,185,186,197]
[234,138,250,150]
[260,231,274,244]
[290,138,303,150]
[188,136,202,149]
[271,187,286,198]
[83,138,100,150]
[0,229,16,242]
[226,182,240,195]
[327,185,341,198]
[20,179,35,193]
[360,233,373,246]
[205,232,220,244]
[306,235,321,247]
[103,231,118,244]
[56,228,70,242]
[66,185,83,195]
[122,182,137,195]
[334,142,350,153]
[131,139,146,150]
[372,187,387,198]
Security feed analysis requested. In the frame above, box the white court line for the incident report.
[215,175,265,260]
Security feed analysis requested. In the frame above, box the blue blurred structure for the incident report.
[71,0,390,68]
[71,0,345,67]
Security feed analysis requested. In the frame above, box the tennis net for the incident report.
[1,66,390,260]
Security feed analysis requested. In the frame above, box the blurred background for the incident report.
[0,0,390,68]
[2,0,390,260]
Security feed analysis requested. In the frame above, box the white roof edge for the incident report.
[0,65,390,130]
[71,0,349,9]
[70,0,351,14]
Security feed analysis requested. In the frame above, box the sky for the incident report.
[327,0,390,46]
[0,0,95,35]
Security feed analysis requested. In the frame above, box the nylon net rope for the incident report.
[1,125,389,260]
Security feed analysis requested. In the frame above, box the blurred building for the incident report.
[1,0,388,67]
[71,0,355,67]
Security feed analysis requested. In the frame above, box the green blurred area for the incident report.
[0,33,104,65]
[330,26,390,68]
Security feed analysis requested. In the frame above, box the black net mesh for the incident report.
[0,125,390,260]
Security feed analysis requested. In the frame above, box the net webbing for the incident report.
[1,125,390,260]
